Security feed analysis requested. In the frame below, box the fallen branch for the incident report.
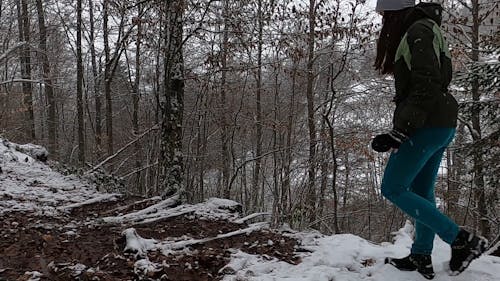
[234,212,271,224]
[57,194,121,212]
[101,196,163,216]
[160,222,269,251]
[102,195,181,224]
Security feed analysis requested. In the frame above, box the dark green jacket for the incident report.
[392,3,458,136]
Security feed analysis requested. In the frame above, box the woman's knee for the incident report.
[381,183,405,202]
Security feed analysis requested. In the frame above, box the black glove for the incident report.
[371,130,409,153]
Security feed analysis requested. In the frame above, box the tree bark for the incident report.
[134,2,143,194]
[76,0,85,165]
[305,0,317,225]
[282,60,297,226]
[447,123,464,221]
[88,0,102,153]
[16,0,35,140]
[220,0,231,199]
[158,0,185,198]
[35,0,57,157]
[103,0,114,156]
[252,0,264,212]
[470,0,489,237]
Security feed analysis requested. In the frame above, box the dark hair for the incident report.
[374,9,412,74]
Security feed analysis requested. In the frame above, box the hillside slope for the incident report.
[1,139,498,281]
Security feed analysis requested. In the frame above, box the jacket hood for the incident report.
[404,2,443,28]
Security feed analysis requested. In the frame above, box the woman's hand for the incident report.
[371,130,409,152]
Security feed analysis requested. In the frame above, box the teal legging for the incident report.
[381,127,459,255]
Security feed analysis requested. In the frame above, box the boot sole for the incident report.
[385,257,417,271]
[449,238,488,276]
[386,257,435,279]
[418,271,435,280]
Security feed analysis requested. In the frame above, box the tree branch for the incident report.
[85,124,160,175]
[0,41,27,62]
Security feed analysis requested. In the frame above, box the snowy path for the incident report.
[223,223,500,281]
[1,138,499,281]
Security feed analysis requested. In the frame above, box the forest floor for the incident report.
[0,196,300,281]
[1,138,499,281]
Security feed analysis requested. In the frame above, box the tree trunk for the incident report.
[134,3,143,194]
[324,64,340,234]
[470,0,489,237]
[220,0,231,199]
[282,61,297,226]
[103,0,113,156]
[252,0,264,212]
[35,0,57,157]
[76,0,85,165]
[305,0,317,225]
[16,0,35,140]
[447,123,464,220]
[158,0,185,198]
[88,0,102,153]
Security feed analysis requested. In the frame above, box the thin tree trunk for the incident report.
[88,0,102,153]
[17,0,35,140]
[447,123,464,220]
[282,61,296,226]
[35,0,57,157]
[196,92,207,202]
[252,0,264,212]
[470,0,489,237]
[134,3,143,194]
[103,0,113,156]
[76,0,85,164]
[220,0,231,199]
[324,64,340,234]
[305,0,317,225]
[272,62,280,226]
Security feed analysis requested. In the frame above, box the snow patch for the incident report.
[57,193,121,212]
[122,228,157,258]
[102,196,242,225]
[134,259,165,278]
[223,223,500,281]
[0,137,102,216]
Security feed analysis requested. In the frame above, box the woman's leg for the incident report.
[410,147,446,255]
[381,127,459,246]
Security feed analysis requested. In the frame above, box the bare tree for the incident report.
[16,0,35,140]
[305,0,318,224]
[76,0,85,164]
[88,0,102,153]
[35,0,57,157]
[103,0,113,156]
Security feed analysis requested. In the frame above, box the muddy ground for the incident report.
[0,197,300,281]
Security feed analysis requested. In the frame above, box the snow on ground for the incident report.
[223,222,500,281]
[1,138,499,281]
[102,196,242,225]
[0,139,106,216]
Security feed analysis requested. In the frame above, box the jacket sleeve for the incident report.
[393,22,441,136]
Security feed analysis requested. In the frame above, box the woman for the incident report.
[371,0,488,279]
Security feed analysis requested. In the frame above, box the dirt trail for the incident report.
[0,197,299,281]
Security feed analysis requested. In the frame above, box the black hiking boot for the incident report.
[449,228,488,275]
[385,253,435,279]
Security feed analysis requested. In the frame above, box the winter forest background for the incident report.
[0,0,498,245]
